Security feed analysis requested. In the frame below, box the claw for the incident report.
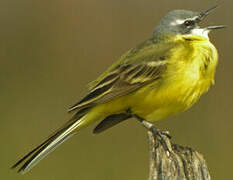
[149,126,171,153]
[128,110,172,153]
[161,131,172,139]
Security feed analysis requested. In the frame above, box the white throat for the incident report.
[191,28,210,39]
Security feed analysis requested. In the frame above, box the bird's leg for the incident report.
[136,115,171,153]
[126,109,171,152]
[138,117,171,138]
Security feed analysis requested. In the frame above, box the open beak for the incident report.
[206,25,226,30]
[196,5,226,31]
[199,5,219,20]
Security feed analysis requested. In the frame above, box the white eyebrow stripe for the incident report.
[170,19,185,26]
[170,16,199,26]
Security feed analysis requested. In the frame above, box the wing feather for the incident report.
[68,61,167,112]
[68,38,172,112]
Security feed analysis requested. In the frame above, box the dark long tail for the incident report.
[12,109,89,174]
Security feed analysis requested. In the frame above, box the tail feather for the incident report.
[12,113,88,174]
[11,133,56,170]
[11,139,49,169]
[18,132,73,173]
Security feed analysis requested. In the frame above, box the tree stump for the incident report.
[147,131,211,180]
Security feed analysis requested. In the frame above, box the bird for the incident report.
[12,5,225,174]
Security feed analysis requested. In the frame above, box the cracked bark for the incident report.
[147,131,211,180]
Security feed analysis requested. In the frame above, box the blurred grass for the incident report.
[1,0,232,179]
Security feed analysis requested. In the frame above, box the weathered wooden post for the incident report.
[147,131,211,180]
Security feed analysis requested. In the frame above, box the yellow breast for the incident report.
[132,35,218,122]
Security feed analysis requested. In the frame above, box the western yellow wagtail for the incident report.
[12,5,225,173]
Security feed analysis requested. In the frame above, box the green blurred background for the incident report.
[1,0,232,179]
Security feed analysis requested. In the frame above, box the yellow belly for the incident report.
[93,36,218,123]
[130,76,212,122]
[131,37,218,122]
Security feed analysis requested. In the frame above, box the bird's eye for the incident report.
[184,20,195,27]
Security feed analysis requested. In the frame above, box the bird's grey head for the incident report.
[153,6,225,39]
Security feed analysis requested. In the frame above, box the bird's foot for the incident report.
[148,125,172,153]
[127,110,172,153]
